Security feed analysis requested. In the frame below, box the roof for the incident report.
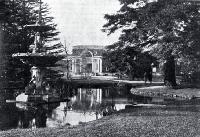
[72,45,105,50]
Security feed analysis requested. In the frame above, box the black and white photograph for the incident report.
[0,0,200,136]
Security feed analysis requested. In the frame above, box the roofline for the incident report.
[72,45,105,49]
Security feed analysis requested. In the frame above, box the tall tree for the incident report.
[103,0,200,86]
[103,42,157,80]
[0,0,61,89]
[2,0,59,53]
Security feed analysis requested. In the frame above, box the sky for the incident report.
[42,0,121,51]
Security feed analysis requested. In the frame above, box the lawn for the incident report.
[131,86,200,99]
[1,106,200,137]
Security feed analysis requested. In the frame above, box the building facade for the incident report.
[66,45,104,75]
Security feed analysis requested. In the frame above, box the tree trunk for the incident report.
[163,55,177,87]
[0,25,6,89]
[0,25,3,76]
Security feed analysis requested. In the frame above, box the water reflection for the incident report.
[0,104,19,130]
[2,85,200,131]
[46,87,131,127]
[0,86,132,131]
[17,105,47,129]
[46,102,102,127]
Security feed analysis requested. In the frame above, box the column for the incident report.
[71,59,74,73]
[92,57,94,73]
[79,88,82,101]
[80,59,82,73]
[99,89,102,103]
[74,59,76,73]
[98,59,100,73]
[99,58,102,73]
[96,89,102,103]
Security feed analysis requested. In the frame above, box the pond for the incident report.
[1,82,200,131]
[0,85,136,131]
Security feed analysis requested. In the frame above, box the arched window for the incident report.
[80,50,93,57]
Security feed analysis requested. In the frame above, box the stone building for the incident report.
[66,45,104,75]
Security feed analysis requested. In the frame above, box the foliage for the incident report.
[103,42,157,80]
[2,0,59,54]
[0,0,61,89]
[103,0,200,85]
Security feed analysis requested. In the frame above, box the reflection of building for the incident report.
[66,45,104,75]
[78,88,102,104]
[75,87,130,108]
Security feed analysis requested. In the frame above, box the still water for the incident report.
[0,86,134,131]
[1,85,200,131]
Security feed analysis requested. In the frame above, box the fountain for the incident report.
[12,0,65,103]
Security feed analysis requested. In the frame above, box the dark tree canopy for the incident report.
[103,0,200,85]
[103,42,157,80]
[2,0,60,54]
[0,0,61,90]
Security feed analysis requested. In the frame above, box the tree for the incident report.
[103,42,157,80]
[2,0,59,53]
[0,0,61,89]
[103,0,200,86]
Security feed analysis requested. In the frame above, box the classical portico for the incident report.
[66,45,104,75]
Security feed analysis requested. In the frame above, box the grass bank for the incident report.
[1,106,200,137]
[131,86,200,99]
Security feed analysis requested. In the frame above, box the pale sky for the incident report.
[43,0,121,51]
